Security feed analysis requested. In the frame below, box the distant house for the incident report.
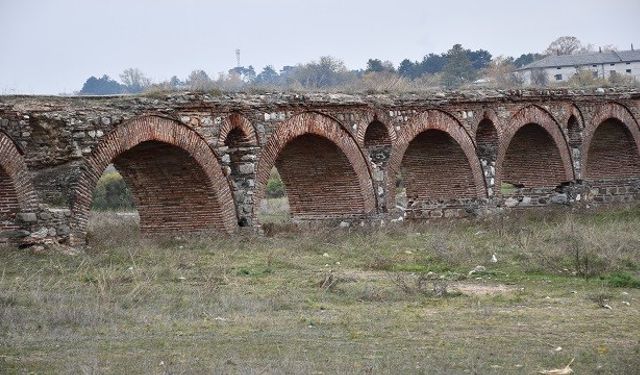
[517,49,640,85]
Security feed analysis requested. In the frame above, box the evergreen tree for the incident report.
[513,53,543,68]
[441,44,476,88]
[255,65,279,85]
[366,59,385,73]
[79,75,124,95]
[420,53,448,75]
[168,75,183,89]
[466,49,492,70]
[398,59,417,79]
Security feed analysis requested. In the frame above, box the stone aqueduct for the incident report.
[0,88,639,246]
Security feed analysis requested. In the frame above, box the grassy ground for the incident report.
[1,205,640,374]
[257,197,290,225]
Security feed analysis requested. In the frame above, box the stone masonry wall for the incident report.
[0,88,638,246]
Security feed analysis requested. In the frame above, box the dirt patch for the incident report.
[454,282,515,296]
[336,270,514,295]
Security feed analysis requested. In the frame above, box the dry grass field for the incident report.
[1,203,640,374]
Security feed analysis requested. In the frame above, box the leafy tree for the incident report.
[255,65,279,85]
[441,44,476,88]
[120,68,151,93]
[79,75,124,95]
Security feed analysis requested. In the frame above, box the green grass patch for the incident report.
[2,205,640,373]
[606,272,640,288]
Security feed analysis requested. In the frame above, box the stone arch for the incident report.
[473,110,503,142]
[564,104,585,148]
[355,111,397,147]
[69,116,237,245]
[566,104,585,129]
[496,105,574,192]
[364,119,392,148]
[582,102,640,180]
[0,132,38,239]
[387,110,486,207]
[254,112,375,221]
[218,113,258,147]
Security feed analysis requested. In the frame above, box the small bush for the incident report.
[91,171,135,211]
[606,272,640,288]
[266,168,285,198]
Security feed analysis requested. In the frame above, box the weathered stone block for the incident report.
[238,163,255,174]
[18,213,37,222]
[504,197,519,208]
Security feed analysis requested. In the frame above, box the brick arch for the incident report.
[582,102,640,180]
[355,111,397,147]
[564,104,586,130]
[387,110,486,207]
[0,132,38,239]
[363,120,392,148]
[69,116,237,245]
[496,105,574,192]
[218,113,258,147]
[254,111,376,221]
[564,104,585,150]
[473,109,503,143]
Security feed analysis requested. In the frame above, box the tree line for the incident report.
[78,36,636,95]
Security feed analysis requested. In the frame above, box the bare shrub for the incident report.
[567,69,606,87]
[345,71,413,93]
[530,68,549,86]
[391,273,456,297]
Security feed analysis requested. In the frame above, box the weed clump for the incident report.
[606,272,640,288]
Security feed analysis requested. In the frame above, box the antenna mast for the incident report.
[235,49,241,68]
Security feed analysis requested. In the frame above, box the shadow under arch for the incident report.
[253,111,376,224]
[582,102,640,181]
[386,110,486,212]
[69,115,237,245]
[0,131,38,241]
[496,105,574,194]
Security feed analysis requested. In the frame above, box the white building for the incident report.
[517,49,640,85]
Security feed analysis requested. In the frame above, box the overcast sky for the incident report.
[1,0,638,94]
